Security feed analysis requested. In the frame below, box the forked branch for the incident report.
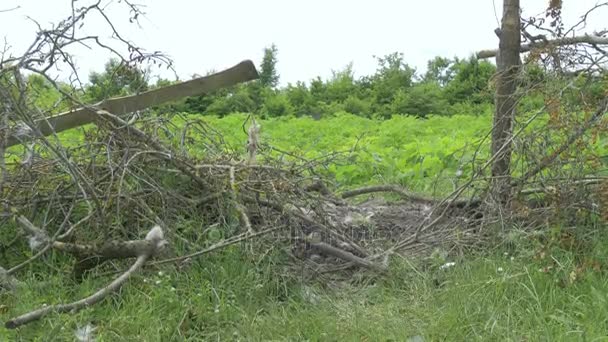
[4,225,167,329]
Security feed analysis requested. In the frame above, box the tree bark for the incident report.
[491,0,521,205]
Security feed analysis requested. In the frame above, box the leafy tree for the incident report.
[84,58,149,102]
[325,63,358,103]
[205,85,256,116]
[369,52,416,117]
[259,44,279,88]
[444,57,496,104]
[424,56,456,86]
[309,76,327,102]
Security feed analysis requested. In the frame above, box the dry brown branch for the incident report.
[229,166,254,233]
[95,109,208,187]
[519,179,604,196]
[6,215,72,276]
[4,225,166,329]
[309,241,387,273]
[9,214,164,279]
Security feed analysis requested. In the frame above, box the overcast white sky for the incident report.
[1,0,607,86]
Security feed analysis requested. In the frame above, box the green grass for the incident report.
[3,232,608,341]
[177,112,493,194]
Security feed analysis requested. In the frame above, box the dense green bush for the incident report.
[391,82,449,117]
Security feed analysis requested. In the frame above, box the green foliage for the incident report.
[368,52,416,117]
[343,95,372,116]
[444,56,496,104]
[259,44,280,88]
[261,91,294,117]
[285,81,316,117]
[204,85,257,116]
[84,58,149,102]
[154,49,503,120]
[325,63,358,103]
[24,74,80,114]
[423,56,456,86]
[177,112,491,194]
[390,82,449,117]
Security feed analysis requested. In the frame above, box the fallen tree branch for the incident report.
[11,215,161,262]
[229,166,254,234]
[519,179,604,196]
[4,225,167,329]
[340,185,434,203]
[6,215,63,276]
[309,241,387,273]
[476,33,608,59]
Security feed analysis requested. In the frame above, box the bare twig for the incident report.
[340,185,435,203]
[150,226,280,266]
[0,6,20,13]
[517,98,608,185]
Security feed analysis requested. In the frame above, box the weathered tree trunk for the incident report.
[491,0,521,205]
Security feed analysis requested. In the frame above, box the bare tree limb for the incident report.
[476,34,608,59]
[4,225,167,329]
[150,226,280,266]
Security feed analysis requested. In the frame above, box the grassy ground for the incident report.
[2,228,608,341]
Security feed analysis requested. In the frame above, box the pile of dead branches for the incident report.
[0,91,494,328]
